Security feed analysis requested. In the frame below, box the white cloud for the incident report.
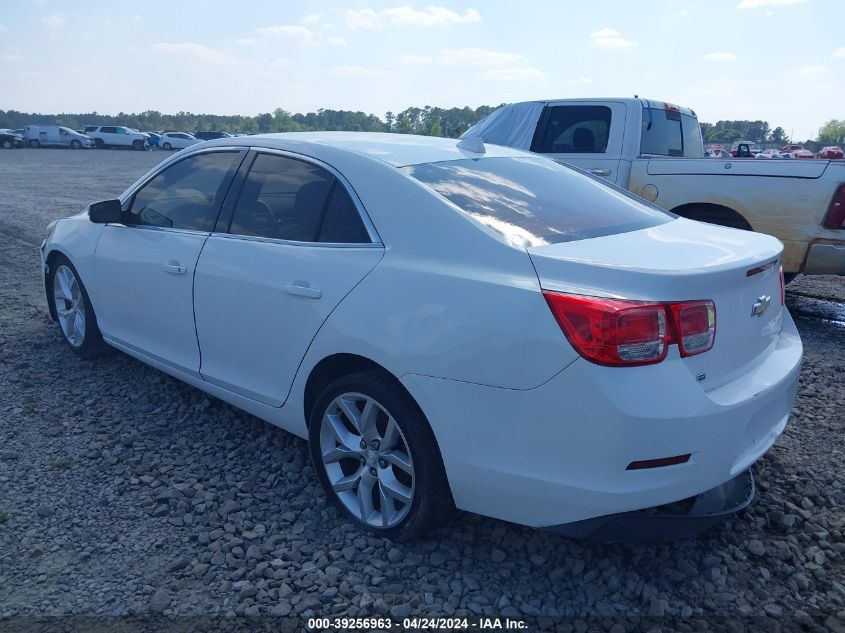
[478,67,546,80]
[799,65,827,74]
[131,15,143,21]
[327,36,347,47]
[0,53,24,63]
[382,6,481,27]
[737,0,808,8]
[438,47,524,66]
[302,13,321,25]
[346,6,481,29]
[703,52,737,61]
[345,8,381,30]
[834,47,845,58]
[331,65,383,78]
[679,9,691,15]
[590,27,636,48]
[151,43,236,65]
[256,25,314,44]
[234,37,256,45]
[42,13,67,28]
[569,77,594,84]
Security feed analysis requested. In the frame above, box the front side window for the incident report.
[126,151,240,231]
[534,106,612,154]
[230,153,369,243]
[404,157,671,247]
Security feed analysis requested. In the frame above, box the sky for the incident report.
[0,0,842,140]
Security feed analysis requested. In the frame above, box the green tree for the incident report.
[818,119,845,146]
[770,127,788,144]
[430,120,442,137]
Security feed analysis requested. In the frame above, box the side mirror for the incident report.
[88,199,123,224]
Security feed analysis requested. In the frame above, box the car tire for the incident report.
[94,139,104,149]
[162,142,172,150]
[1,140,11,149]
[70,140,81,150]
[132,140,144,151]
[47,254,109,358]
[309,370,454,541]
[29,139,40,148]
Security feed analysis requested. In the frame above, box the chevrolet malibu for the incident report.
[41,133,803,540]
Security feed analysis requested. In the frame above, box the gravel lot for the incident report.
[0,148,843,631]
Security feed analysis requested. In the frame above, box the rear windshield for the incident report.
[403,157,672,247]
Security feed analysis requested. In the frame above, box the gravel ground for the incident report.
[0,148,843,632]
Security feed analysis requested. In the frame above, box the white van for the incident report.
[24,125,93,149]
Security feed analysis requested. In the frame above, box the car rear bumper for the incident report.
[803,241,845,275]
[402,310,802,528]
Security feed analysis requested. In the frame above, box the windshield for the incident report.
[403,157,672,247]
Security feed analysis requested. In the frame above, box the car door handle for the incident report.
[588,168,611,176]
[162,263,187,275]
[284,283,322,299]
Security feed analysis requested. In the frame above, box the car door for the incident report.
[530,101,627,185]
[92,149,245,374]
[193,150,384,406]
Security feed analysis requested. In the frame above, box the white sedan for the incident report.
[40,133,802,539]
[159,132,200,150]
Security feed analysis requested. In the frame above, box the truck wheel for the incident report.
[94,139,104,149]
[132,140,144,151]
[70,140,81,150]
[29,139,40,148]
[673,204,752,231]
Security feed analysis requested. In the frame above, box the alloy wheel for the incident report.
[319,392,415,528]
[53,264,86,348]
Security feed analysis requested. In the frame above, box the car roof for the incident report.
[201,131,532,167]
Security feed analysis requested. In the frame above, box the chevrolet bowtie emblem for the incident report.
[751,295,771,317]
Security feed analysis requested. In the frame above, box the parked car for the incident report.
[729,141,760,158]
[23,125,93,149]
[160,132,200,150]
[461,98,845,277]
[41,133,803,539]
[779,144,804,154]
[817,146,844,160]
[755,149,783,159]
[85,126,149,150]
[791,148,815,159]
[194,131,232,141]
[0,130,24,149]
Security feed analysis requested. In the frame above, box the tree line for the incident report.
[1,106,840,147]
[0,105,498,139]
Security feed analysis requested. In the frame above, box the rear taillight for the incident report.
[543,292,716,366]
[824,185,845,229]
[779,266,785,305]
[669,301,716,357]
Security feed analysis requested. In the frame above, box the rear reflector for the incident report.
[543,292,716,366]
[627,454,691,470]
[824,184,845,229]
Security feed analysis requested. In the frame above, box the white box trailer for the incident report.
[24,125,93,149]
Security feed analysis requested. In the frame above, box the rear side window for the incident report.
[230,154,370,243]
[126,151,240,231]
[100,127,116,134]
[640,108,704,158]
[317,184,370,243]
[404,157,671,246]
[533,106,611,154]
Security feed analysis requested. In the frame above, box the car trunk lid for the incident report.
[528,218,785,389]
